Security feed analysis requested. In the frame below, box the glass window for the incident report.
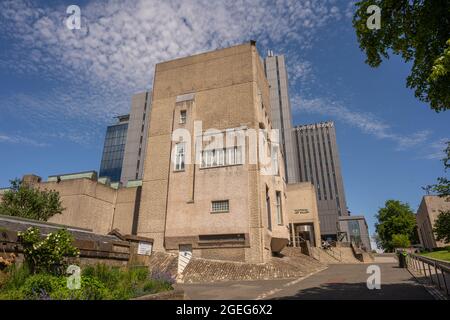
[175,142,185,171]
[180,110,187,124]
[276,191,283,225]
[266,187,272,231]
[211,200,229,213]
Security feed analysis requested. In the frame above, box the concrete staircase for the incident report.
[310,246,366,264]
[147,251,178,278]
[179,247,326,283]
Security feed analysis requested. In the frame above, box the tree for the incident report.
[391,234,411,249]
[353,0,450,112]
[375,200,417,251]
[0,179,64,221]
[424,141,450,199]
[433,210,450,244]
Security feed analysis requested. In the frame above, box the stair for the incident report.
[147,252,178,278]
[179,247,326,283]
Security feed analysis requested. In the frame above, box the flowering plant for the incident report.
[17,227,79,274]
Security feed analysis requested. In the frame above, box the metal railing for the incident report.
[406,253,450,296]
[322,240,342,262]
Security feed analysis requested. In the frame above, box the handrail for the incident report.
[406,253,450,296]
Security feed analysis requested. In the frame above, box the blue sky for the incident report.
[0,0,449,242]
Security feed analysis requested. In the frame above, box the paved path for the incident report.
[181,260,434,300]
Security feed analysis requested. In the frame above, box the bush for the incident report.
[18,227,80,274]
[1,264,30,291]
[0,263,173,300]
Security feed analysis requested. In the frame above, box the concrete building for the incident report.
[99,115,129,183]
[286,183,321,248]
[137,42,289,263]
[13,173,142,236]
[263,52,299,183]
[293,121,349,239]
[416,195,450,250]
[99,92,151,184]
[338,215,371,251]
[120,91,152,185]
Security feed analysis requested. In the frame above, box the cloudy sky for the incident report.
[0,0,449,240]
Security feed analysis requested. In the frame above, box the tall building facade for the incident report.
[99,115,129,182]
[99,92,151,184]
[293,121,348,239]
[120,91,152,185]
[137,42,289,263]
[263,52,299,183]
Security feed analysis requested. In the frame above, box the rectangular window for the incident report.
[180,110,187,124]
[276,191,283,225]
[211,200,229,213]
[216,148,225,166]
[175,142,185,171]
[272,146,279,175]
[266,186,272,231]
[200,146,243,168]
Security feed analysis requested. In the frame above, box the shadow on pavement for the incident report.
[269,280,434,300]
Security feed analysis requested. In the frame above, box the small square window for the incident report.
[180,110,187,124]
[211,200,229,213]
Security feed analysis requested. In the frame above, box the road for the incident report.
[181,257,434,300]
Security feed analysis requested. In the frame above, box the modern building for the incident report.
[293,121,349,239]
[338,215,371,251]
[99,115,129,183]
[137,42,290,263]
[99,92,151,184]
[263,52,299,183]
[120,91,152,185]
[416,195,450,250]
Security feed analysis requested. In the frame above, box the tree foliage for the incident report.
[391,234,411,248]
[375,200,417,251]
[0,179,64,221]
[433,211,450,244]
[353,0,450,112]
[424,141,450,199]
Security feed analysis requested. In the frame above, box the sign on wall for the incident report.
[294,209,309,214]
[137,241,153,256]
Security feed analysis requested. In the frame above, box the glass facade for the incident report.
[99,123,128,182]
[348,220,362,245]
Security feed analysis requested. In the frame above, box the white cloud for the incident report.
[0,133,48,147]
[0,0,344,145]
[424,138,449,160]
[292,95,433,150]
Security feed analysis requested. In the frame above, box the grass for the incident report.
[420,250,450,262]
[0,263,174,300]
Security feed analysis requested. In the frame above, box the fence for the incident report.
[406,253,450,296]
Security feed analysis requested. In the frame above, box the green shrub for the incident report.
[21,273,60,299]
[0,263,173,300]
[18,227,80,274]
[1,264,31,291]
